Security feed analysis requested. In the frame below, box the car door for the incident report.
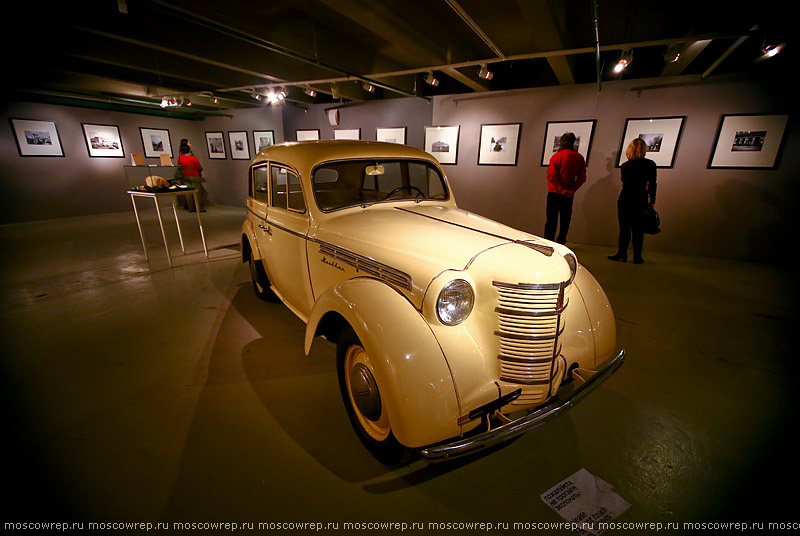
[264,163,314,319]
[248,162,271,265]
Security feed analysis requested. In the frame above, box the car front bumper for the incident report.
[420,349,626,462]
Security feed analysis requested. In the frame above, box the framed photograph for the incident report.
[541,120,596,166]
[9,118,64,157]
[708,113,789,169]
[424,125,460,165]
[205,131,226,159]
[616,116,685,168]
[376,127,406,144]
[253,130,275,153]
[296,129,320,141]
[478,123,522,166]
[229,131,250,160]
[139,127,172,159]
[334,128,361,140]
[81,123,124,158]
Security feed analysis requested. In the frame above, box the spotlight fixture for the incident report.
[266,89,286,104]
[331,82,339,99]
[303,86,317,98]
[663,44,681,63]
[613,49,633,73]
[213,97,219,104]
[424,71,440,87]
[477,63,493,80]
[361,81,376,93]
[761,39,785,58]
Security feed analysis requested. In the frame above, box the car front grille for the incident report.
[493,281,567,388]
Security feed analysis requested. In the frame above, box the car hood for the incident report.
[312,203,564,300]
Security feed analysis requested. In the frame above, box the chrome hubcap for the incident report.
[350,363,381,422]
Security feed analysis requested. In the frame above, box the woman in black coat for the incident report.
[608,138,657,264]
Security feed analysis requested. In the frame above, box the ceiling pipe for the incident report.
[145,0,425,101]
[592,0,602,92]
[702,25,757,79]
[445,0,505,60]
[217,32,740,95]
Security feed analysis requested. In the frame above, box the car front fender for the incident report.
[305,278,462,448]
[562,265,617,369]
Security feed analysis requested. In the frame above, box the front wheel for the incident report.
[336,327,417,466]
[249,250,277,301]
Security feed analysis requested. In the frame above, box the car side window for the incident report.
[271,165,288,209]
[270,165,304,212]
[252,164,269,203]
[288,170,305,212]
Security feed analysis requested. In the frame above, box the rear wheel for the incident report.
[336,327,417,466]
[249,249,277,301]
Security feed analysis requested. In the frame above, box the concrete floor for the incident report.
[1,205,797,532]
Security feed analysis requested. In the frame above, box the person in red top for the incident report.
[178,143,205,212]
[544,132,586,244]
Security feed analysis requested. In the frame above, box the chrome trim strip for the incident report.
[420,349,626,462]
[514,240,554,256]
[496,355,553,364]
[498,376,550,385]
[493,280,564,291]
[494,325,565,341]
[318,243,413,291]
[495,300,569,317]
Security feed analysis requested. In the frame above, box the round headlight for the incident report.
[436,279,474,326]
[564,253,578,285]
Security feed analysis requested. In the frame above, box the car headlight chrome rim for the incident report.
[436,279,475,326]
[564,253,577,286]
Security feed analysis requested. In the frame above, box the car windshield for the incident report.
[312,159,449,211]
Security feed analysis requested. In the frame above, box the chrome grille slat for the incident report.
[493,280,567,386]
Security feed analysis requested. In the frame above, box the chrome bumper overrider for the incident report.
[420,349,626,462]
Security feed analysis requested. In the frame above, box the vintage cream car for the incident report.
[242,140,624,464]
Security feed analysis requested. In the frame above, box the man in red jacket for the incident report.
[544,132,586,244]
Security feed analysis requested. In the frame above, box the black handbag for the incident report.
[643,206,661,235]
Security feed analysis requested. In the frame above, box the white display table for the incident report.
[128,189,208,267]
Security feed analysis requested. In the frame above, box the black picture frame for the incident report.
[616,116,685,168]
[541,120,596,167]
[81,123,124,158]
[228,131,250,160]
[139,127,173,159]
[205,131,226,159]
[707,113,789,170]
[478,123,522,166]
[9,118,65,157]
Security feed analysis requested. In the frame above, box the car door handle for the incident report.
[258,224,272,235]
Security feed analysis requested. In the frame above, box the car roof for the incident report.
[252,140,438,171]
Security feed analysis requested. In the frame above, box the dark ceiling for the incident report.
[4,0,793,118]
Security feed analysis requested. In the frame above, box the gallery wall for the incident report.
[1,73,795,262]
[0,101,284,224]
[430,73,796,261]
[282,97,432,148]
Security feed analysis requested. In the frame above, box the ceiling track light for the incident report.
[761,39,785,58]
[614,49,633,73]
[303,86,317,97]
[331,82,339,100]
[424,71,440,87]
[477,63,494,80]
[663,44,681,63]
[361,81,376,93]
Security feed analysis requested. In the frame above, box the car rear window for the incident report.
[312,159,448,211]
